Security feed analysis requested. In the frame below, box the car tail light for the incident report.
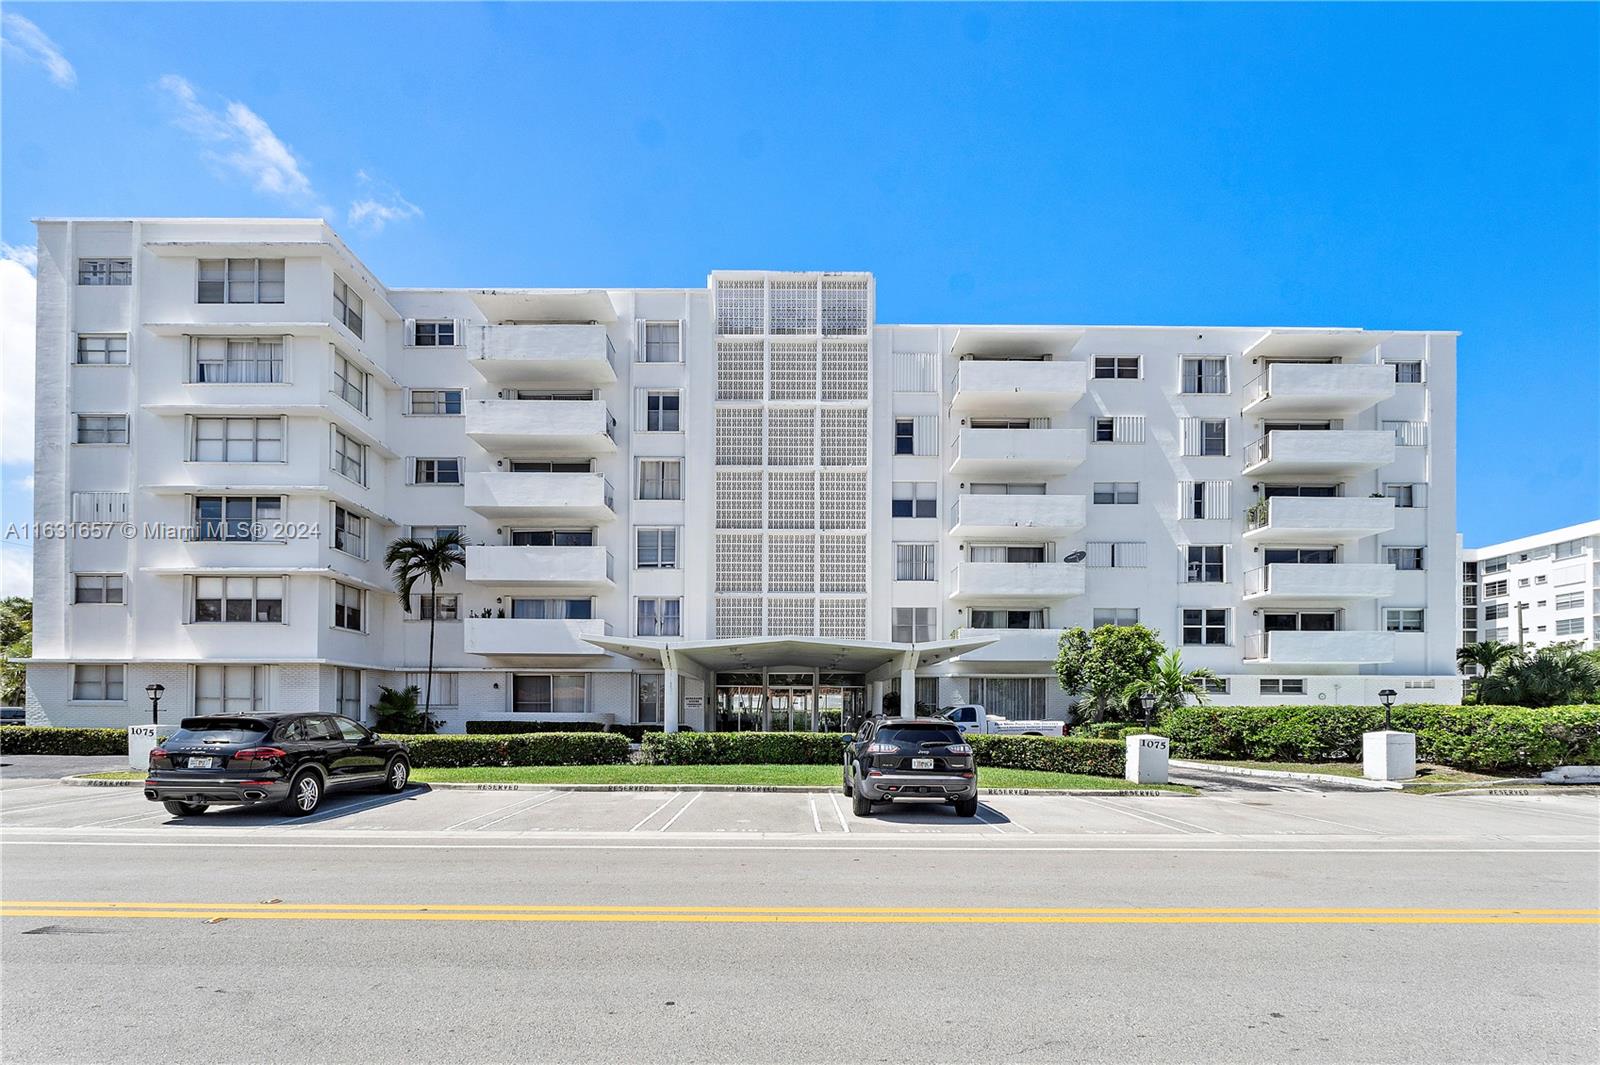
[232,747,287,762]
[149,748,166,762]
[946,743,973,755]
[865,742,898,754]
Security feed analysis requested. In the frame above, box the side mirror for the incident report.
[370,732,381,741]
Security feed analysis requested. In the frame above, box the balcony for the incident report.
[950,360,1086,416]
[470,324,617,386]
[463,617,611,658]
[465,399,617,456]
[1244,496,1396,544]
[947,562,1086,602]
[1242,430,1395,477]
[953,628,1066,662]
[465,546,615,591]
[1242,630,1396,665]
[463,472,615,521]
[1242,363,1395,418]
[1242,564,1396,603]
[950,494,1086,540]
[948,428,1087,479]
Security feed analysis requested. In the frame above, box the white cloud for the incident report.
[158,74,324,211]
[2,13,76,89]
[1,243,37,272]
[0,545,31,599]
[347,170,423,234]
[0,258,36,471]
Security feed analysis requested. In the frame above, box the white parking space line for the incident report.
[1205,796,1379,834]
[973,808,1009,835]
[76,809,171,829]
[470,792,564,832]
[630,794,682,832]
[657,791,702,832]
[0,793,141,819]
[441,793,554,833]
[808,797,822,834]
[826,790,850,833]
[1077,796,1218,835]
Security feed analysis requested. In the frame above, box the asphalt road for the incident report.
[2,774,1597,1064]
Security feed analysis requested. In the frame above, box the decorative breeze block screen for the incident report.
[766,407,816,466]
[769,341,818,400]
[716,281,764,335]
[716,340,764,400]
[714,534,764,593]
[715,407,764,466]
[821,341,869,400]
[819,535,867,593]
[819,470,867,529]
[819,598,867,640]
[766,534,817,593]
[766,596,816,636]
[766,470,816,530]
[769,280,819,335]
[715,597,763,638]
[820,279,869,336]
[715,471,762,529]
[820,407,869,465]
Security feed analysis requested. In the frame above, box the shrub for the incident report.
[0,725,129,756]
[642,731,848,766]
[463,720,607,734]
[967,734,1124,777]
[388,732,629,768]
[608,724,664,743]
[1071,721,1142,740]
[1159,703,1600,773]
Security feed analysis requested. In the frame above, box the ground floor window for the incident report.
[970,677,1049,718]
[512,673,587,713]
[402,672,458,707]
[195,665,267,715]
[336,668,361,720]
[637,674,664,723]
[72,664,125,702]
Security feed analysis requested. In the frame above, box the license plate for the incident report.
[912,757,934,770]
[188,756,217,769]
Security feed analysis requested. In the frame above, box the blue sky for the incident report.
[2,2,1596,593]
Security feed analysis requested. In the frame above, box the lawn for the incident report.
[81,765,1189,791]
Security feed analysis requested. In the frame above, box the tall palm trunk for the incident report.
[424,575,437,727]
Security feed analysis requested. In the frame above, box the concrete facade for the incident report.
[1461,520,1600,651]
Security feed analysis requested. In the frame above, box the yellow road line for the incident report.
[4,901,1597,915]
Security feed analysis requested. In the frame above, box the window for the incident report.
[892,607,936,643]
[510,598,593,620]
[1199,677,1229,695]
[192,417,283,462]
[333,582,364,631]
[411,525,464,541]
[510,529,594,547]
[1555,617,1586,637]
[72,664,125,701]
[1535,575,1547,585]
[1182,608,1229,645]
[1484,580,1508,597]
[1385,608,1425,633]
[401,671,458,707]
[894,419,915,455]
[1518,578,1530,588]
[194,496,282,541]
[1260,678,1305,696]
[193,576,283,623]
[1093,416,1148,444]
[1180,418,1228,456]
[636,675,665,723]
[1391,361,1423,383]
[1556,591,1584,610]
[644,391,681,432]
[191,337,285,383]
[413,320,456,347]
[331,429,366,485]
[334,353,368,414]
[414,458,462,485]
[639,460,682,500]
[1384,483,1424,508]
[76,415,128,444]
[74,574,125,604]
[895,543,937,581]
[891,481,937,518]
[1481,556,1507,574]
[78,258,131,285]
[1185,545,1225,583]
[1483,603,1509,621]
[409,389,463,415]
[332,507,365,559]
[636,598,682,637]
[1386,547,1425,571]
[1092,482,1139,505]
[1181,356,1228,394]
[1554,538,1586,560]
[333,276,364,338]
[969,608,1047,629]
[198,258,284,303]
[968,482,1046,495]
[1094,418,1115,442]
[1092,608,1140,628]
[1263,547,1338,565]
[1086,541,1148,568]
[417,594,459,620]
[1182,481,1231,520]
[1092,355,1140,379]
[1385,420,1427,446]
[76,334,128,365]
[194,665,268,715]
[637,528,678,569]
[969,544,1046,564]
[512,674,588,714]
[642,321,680,363]
[336,668,362,720]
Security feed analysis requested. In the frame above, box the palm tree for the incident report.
[383,530,468,728]
[1456,640,1519,679]
[1478,642,1600,708]
[1122,648,1219,724]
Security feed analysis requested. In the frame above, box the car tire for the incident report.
[954,796,979,818]
[851,782,872,818]
[284,770,323,817]
[842,760,853,797]
[161,800,207,817]
[381,757,410,793]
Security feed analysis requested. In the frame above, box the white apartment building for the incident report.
[1461,520,1600,651]
[24,218,1464,732]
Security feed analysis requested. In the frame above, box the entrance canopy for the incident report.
[585,635,996,683]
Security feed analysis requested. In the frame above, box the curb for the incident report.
[61,775,1191,798]
[1168,759,1401,791]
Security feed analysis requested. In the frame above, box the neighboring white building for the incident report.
[1461,520,1600,651]
[24,218,1464,731]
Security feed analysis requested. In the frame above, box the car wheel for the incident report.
[284,771,322,817]
[851,780,872,818]
[381,757,410,793]
[842,760,853,797]
[162,800,207,817]
[954,796,979,818]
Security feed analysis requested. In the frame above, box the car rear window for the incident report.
[165,717,273,745]
[877,724,963,744]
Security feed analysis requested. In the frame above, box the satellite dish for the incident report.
[1063,550,1087,563]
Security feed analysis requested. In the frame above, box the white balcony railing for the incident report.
[1242,430,1396,475]
[1243,629,1397,664]
[471,324,617,385]
[465,545,615,587]
[1241,563,1396,601]
[1242,362,1395,416]
[463,472,616,520]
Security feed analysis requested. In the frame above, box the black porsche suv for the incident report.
[145,712,410,817]
[843,716,978,817]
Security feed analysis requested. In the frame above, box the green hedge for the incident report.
[967,734,1125,777]
[1071,722,1144,740]
[642,731,848,766]
[464,720,607,734]
[0,726,130,756]
[387,732,629,768]
[1160,703,1600,773]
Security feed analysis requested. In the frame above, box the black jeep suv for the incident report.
[145,712,409,817]
[843,716,978,817]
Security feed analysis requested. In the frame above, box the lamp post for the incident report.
[144,683,165,726]
[1138,692,1157,732]
[1377,688,1397,732]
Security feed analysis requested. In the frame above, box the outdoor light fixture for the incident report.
[1138,691,1157,731]
[144,683,165,726]
[1377,688,1397,731]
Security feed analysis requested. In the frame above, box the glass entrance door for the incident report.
[767,688,814,731]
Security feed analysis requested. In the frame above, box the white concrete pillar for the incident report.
[663,657,680,734]
[899,668,916,718]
